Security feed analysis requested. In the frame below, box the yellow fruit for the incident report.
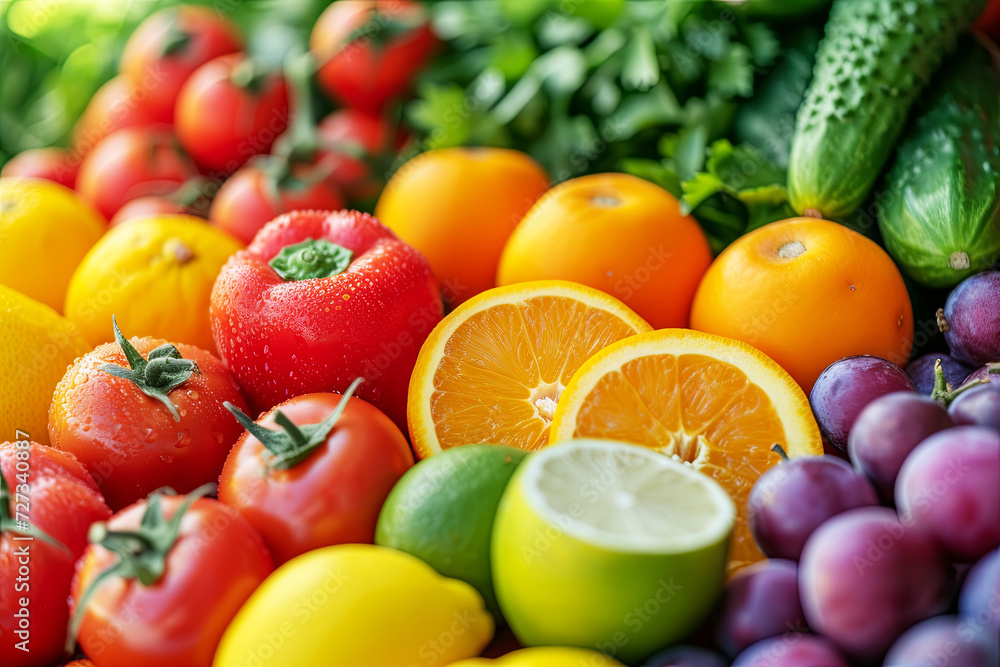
[549,329,823,572]
[65,215,242,351]
[0,177,106,312]
[213,544,494,667]
[0,284,90,444]
[407,280,651,458]
[448,647,625,666]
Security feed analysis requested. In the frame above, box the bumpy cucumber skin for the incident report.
[877,43,1000,288]
[788,0,987,219]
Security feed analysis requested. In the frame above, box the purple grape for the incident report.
[810,356,915,451]
[963,364,999,386]
[799,507,950,659]
[939,270,1000,367]
[748,455,879,561]
[948,384,1000,432]
[896,426,1000,561]
[731,635,849,667]
[847,392,953,501]
[906,353,972,395]
[714,559,806,658]
[641,645,728,667]
[883,615,999,666]
[960,549,1000,636]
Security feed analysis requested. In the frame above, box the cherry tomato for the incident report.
[0,442,111,667]
[75,126,198,220]
[310,0,437,113]
[71,77,161,156]
[219,383,414,564]
[70,489,272,667]
[48,320,249,511]
[108,195,189,227]
[1,148,79,189]
[176,54,289,174]
[209,162,345,245]
[120,5,242,125]
[318,109,405,200]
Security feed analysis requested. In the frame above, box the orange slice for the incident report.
[407,281,651,459]
[548,328,822,572]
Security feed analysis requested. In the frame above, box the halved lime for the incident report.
[491,439,735,664]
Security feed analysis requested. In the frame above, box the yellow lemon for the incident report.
[0,177,106,312]
[0,284,90,444]
[65,214,242,351]
[213,544,494,667]
[448,647,625,666]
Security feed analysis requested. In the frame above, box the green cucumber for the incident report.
[788,0,986,219]
[877,41,1000,288]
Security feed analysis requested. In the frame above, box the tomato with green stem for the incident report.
[108,178,210,227]
[48,318,249,511]
[69,486,272,667]
[318,108,407,200]
[119,5,243,124]
[219,378,413,564]
[75,126,199,220]
[176,54,289,173]
[310,0,437,113]
[0,441,110,667]
[209,54,344,244]
[210,209,442,431]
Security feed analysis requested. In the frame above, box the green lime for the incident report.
[375,444,529,620]
[491,439,735,664]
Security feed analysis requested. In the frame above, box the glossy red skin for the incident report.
[219,392,413,564]
[176,54,289,174]
[1,148,79,189]
[70,496,272,667]
[209,165,345,245]
[120,6,243,125]
[48,337,250,512]
[210,209,442,430]
[75,126,199,220]
[318,109,405,199]
[71,77,161,156]
[311,0,438,113]
[977,0,1000,39]
[0,443,111,667]
[108,196,189,227]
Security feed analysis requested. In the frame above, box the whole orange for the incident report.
[690,217,913,392]
[375,147,549,306]
[497,173,712,329]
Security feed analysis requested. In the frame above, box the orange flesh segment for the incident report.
[430,296,641,451]
[566,353,785,572]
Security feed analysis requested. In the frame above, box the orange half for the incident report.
[407,281,652,459]
[549,329,822,572]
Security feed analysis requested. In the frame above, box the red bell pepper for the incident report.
[210,209,441,430]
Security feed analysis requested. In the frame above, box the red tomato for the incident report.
[175,54,289,174]
[0,442,111,667]
[978,0,1000,39]
[310,0,437,113]
[70,490,272,667]
[71,77,161,156]
[1,148,80,189]
[318,109,406,199]
[219,385,413,564]
[119,6,242,125]
[108,195,189,227]
[209,163,345,245]
[75,126,198,220]
[48,321,249,511]
[210,209,442,430]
